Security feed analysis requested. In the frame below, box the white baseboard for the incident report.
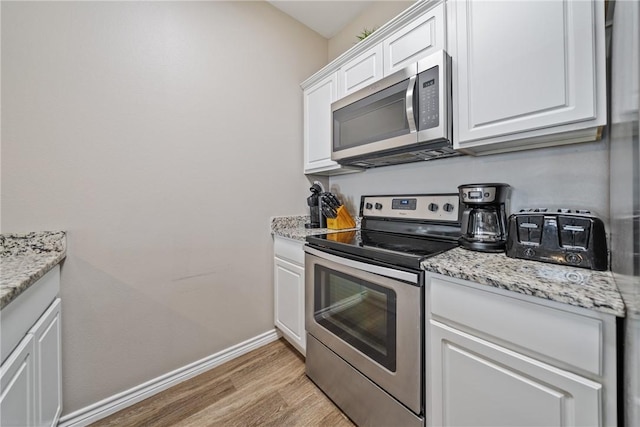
[58,329,281,427]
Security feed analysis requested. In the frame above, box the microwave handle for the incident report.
[405,75,417,133]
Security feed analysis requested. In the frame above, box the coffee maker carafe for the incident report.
[459,183,510,252]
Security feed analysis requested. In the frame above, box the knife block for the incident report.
[327,206,356,230]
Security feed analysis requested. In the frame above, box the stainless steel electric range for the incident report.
[304,193,462,427]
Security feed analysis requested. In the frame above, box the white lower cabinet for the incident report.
[426,273,618,427]
[273,236,306,354]
[0,267,62,427]
[1,334,36,427]
[430,321,601,427]
[30,299,62,427]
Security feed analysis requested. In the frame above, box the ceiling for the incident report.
[267,1,374,38]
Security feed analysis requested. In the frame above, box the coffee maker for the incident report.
[458,183,510,252]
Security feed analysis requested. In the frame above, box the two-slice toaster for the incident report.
[505,209,608,271]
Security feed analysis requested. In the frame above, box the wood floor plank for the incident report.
[90,339,354,427]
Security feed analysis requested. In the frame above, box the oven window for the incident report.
[314,265,397,371]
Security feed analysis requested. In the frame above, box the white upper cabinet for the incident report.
[303,73,339,174]
[383,3,444,75]
[449,0,607,154]
[337,44,384,98]
[301,1,445,175]
[338,2,445,99]
[302,73,361,175]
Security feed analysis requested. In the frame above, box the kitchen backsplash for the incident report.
[330,139,610,225]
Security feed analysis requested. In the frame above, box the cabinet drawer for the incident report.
[429,275,604,376]
[274,236,305,266]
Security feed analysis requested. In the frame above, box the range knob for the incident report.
[443,203,455,213]
[365,202,373,210]
[374,203,383,210]
[428,203,439,212]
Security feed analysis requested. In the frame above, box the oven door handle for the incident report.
[304,245,419,284]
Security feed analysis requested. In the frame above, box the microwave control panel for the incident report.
[417,65,439,130]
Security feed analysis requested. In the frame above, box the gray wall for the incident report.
[330,141,610,222]
[1,1,326,415]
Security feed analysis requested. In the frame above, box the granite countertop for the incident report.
[270,215,359,241]
[271,215,626,316]
[615,272,640,318]
[422,247,625,317]
[0,231,67,310]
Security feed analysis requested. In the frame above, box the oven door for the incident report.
[304,246,422,413]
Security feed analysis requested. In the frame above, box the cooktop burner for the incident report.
[306,194,463,271]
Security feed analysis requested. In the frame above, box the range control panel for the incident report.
[361,194,460,223]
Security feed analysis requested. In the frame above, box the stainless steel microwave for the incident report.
[331,50,456,168]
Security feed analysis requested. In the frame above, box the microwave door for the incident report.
[331,65,419,162]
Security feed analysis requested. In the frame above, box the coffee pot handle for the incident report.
[460,209,471,235]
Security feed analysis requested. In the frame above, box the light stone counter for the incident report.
[422,247,625,317]
[0,231,66,309]
[270,215,359,242]
[271,216,624,316]
[616,273,640,318]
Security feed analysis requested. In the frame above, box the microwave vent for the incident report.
[338,145,461,168]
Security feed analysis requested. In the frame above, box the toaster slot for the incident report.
[558,217,591,249]
[516,215,544,244]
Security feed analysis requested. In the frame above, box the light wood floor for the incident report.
[90,338,354,427]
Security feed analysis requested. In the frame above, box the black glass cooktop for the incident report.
[306,229,458,271]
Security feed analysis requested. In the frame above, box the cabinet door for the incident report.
[453,0,604,148]
[383,3,444,76]
[274,256,305,354]
[1,334,36,427]
[337,44,383,98]
[30,299,62,427]
[429,320,602,427]
[304,73,339,174]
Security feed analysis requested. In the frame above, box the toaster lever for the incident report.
[562,225,585,232]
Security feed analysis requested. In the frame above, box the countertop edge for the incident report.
[422,248,626,318]
[271,214,359,242]
[0,231,67,310]
[0,252,66,310]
